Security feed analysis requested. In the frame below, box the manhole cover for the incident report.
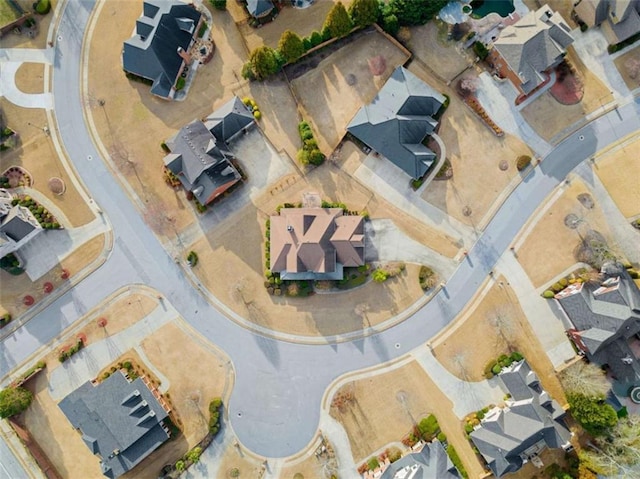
[346,73,357,86]
[498,160,508,171]
[395,343,400,349]
[462,206,472,217]
[87,155,93,161]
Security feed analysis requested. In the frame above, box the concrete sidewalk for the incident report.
[0,62,53,110]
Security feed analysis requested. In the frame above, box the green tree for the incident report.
[568,393,618,436]
[348,0,379,27]
[278,30,305,63]
[248,46,280,80]
[210,0,227,10]
[0,387,33,418]
[323,2,353,39]
[388,0,448,26]
[381,14,399,36]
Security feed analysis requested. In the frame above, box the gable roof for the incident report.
[347,66,444,180]
[122,0,201,99]
[270,207,364,279]
[556,264,640,392]
[380,441,460,479]
[203,97,255,143]
[0,205,41,242]
[59,372,170,479]
[575,0,640,44]
[246,0,274,18]
[494,6,574,94]
[470,361,571,478]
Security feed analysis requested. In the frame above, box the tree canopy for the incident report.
[248,46,280,80]
[348,0,380,27]
[387,0,448,26]
[559,361,610,398]
[278,30,305,63]
[567,393,618,437]
[323,2,353,38]
[0,387,33,419]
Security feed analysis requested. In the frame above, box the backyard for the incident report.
[289,28,410,153]
[613,44,640,90]
[520,48,613,143]
[516,179,617,288]
[594,136,640,218]
[329,360,485,477]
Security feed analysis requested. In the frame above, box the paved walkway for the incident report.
[574,162,640,264]
[318,411,358,477]
[476,72,553,157]
[365,219,458,279]
[354,153,476,247]
[494,253,576,367]
[0,48,54,110]
[48,303,177,401]
[411,347,505,418]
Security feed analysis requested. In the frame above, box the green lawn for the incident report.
[0,1,21,26]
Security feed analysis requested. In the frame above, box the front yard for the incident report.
[613,44,640,90]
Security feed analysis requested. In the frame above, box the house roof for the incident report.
[576,0,640,43]
[0,205,41,242]
[270,208,364,279]
[380,441,460,479]
[59,372,170,479]
[122,0,201,99]
[164,117,241,204]
[347,66,444,180]
[246,0,274,18]
[494,6,574,94]
[470,361,571,478]
[203,97,255,143]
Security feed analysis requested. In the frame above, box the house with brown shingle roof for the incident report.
[269,207,365,280]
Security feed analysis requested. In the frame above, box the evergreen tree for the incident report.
[323,2,353,39]
[248,46,280,80]
[0,387,33,419]
[348,0,380,28]
[278,30,305,63]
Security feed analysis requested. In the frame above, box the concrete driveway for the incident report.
[365,219,457,279]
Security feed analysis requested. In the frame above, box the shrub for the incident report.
[388,0,448,26]
[484,360,496,378]
[175,77,186,91]
[323,2,353,38]
[446,445,468,478]
[628,269,639,279]
[491,364,502,375]
[552,282,564,293]
[35,0,51,14]
[253,110,262,120]
[542,290,555,299]
[367,456,380,471]
[472,41,489,60]
[567,393,618,436]
[175,460,185,472]
[210,0,226,10]
[241,62,256,80]
[437,431,447,442]
[309,30,323,48]
[0,387,33,418]
[248,46,281,80]
[387,447,402,463]
[308,149,325,166]
[187,251,198,266]
[464,423,474,434]
[510,351,523,362]
[516,155,532,171]
[417,414,440,440]
[372,269,389,283]
[160,142,170,153]
[278,30,305,63]
[349,0,379,27]
[381,14,399,36]
[186,446,203,463]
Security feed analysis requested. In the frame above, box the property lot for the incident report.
[432,277,566,402]
[517,179,616,288]
[613,45,640,90]
[21,293,231,479]
[594,137,640,218]
[407,21,471,82]
[14,62,44,94]
[0,0,56,49]
[87,0,248,236]
[289,28,410,153]
[329,360,485,477]
[520,48,613,143]
[413,66,531,226]
[235,1,353,51]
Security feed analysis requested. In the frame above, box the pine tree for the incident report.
[348,0,379,28]
[278,30,305,63]
[323,2,353,39]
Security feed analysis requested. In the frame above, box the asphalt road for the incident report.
[1,0,639,460]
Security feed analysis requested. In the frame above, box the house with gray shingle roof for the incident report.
[347,66,445,180]
[164,96,255,206]
[493,6,574,95]
[379,440,460,479]
[555,263,640,398]
[469,360,572,477]
[246,0,275,19]
[575,0,640,45]
[0,189,42,258]
[59,371,172,479]
[122,0,202,100]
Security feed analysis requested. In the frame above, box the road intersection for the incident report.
[1,0,640,461]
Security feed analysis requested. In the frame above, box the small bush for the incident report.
[472,41,489,60]
[309,30,323,47]
[210,0,226,10]
[491,364,502,375]
[484,360,496,378]
[175,460,186,472]
[372,269,389,283]
[516,155,532,171]
[437,431,447,442]
[542,290,555,299]
[35,0,51,14]
[187,251,198,266]
[446,446,468,478]
[367,456,380,471]
[160,142,170,153]
[175,77,186,91]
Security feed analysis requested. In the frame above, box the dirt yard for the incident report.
[87,0,250,236]
[0,0,56,49]
[414,66,531,226]
[594,137,640,219]
[14,62,44,94]
[329,360,485,477]
[0,100,94,227]
[0,233,105,319]
[216,441,265,478]
[141,321,232,446]
[407,21,471,82]
[517,179,617,288]
[280,452,326,479]
[520,48,613,143]
[289,29,410,153]
[614,45,640,90]
[234,0,354,51]
[432,277,566,403]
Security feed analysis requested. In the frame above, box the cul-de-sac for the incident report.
[0,0,639,478]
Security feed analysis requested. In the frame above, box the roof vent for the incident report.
[287,225,293,232]
[193,186,204,197]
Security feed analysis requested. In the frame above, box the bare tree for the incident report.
[625,57,640,79]
[451,350,471,381]
[355,303,370,327]
[559,361,610,398]
[457,75,479,98]
[488,305,517,350]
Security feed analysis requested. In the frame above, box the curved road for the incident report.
[2,0,640,459]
